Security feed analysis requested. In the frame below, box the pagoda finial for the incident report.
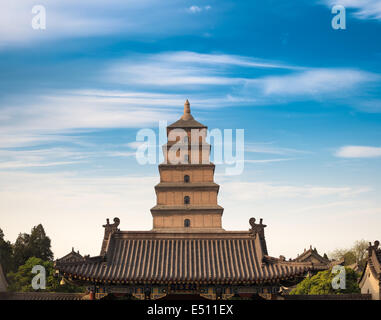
[181,99,194,120]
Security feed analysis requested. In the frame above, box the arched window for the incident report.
[184,219,190,227]
[184,196,190,204]
[184,175,190,183]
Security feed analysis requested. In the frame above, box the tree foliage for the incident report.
[330,239,368,270]
[12,224,54,269]
[7,257,83,293]
[290,267,360,295]
[0,228,14,274]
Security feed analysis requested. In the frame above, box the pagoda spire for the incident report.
[180,99,194,121]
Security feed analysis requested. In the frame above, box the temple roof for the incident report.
[293,246,331,265]
[360,241,381,283]
[167,100,207,129]
[55,218,326,285]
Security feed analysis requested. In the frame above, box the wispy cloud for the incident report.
[258,68,377,96]
[335,145,381,158]
[106,52,379,106]
[244,158,295,164]
[0,1,216,48]
[188,5,211,14]
[245,142,311,155]
[0,91,179,148]
[218,179,370,202]
[0,161,80,169]
[324,0,381,21]
[106,51,295,88]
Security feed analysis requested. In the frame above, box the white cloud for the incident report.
[335,145,381,158]
[106,51,295,87]
[324,0,381,20]
[244,158,294,164]
[0,91,181,148]
[258,68,377,96]
[106,53,379,106]
[0,161,79,169]
[219,180,370,201]
[0,1,214,48]
[158,51,294,69]
[245,142,311,155]
[188,5,211,13]
[1,52,379,150]
[189,5,202,13]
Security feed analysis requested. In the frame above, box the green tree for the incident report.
[12,233,31,270]
[12,224,53,269]
[352,240,368,270]
[290,267,360,295]
[0,228,14,274]
[330,239,368,271]
[28,224,53,261]
[7,257,83,293]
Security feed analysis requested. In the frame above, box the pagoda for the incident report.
[151,99,223,231]
[55,100,328,300]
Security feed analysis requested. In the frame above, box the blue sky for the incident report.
[1,0,381,259]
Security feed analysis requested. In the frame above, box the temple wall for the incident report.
[360,265,380,300]
[157,191,217,205]
[165,148,210,165]
[153,213,222,229]
[160,168,214,182]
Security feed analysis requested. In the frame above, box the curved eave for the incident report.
[154,182,220,193]
[151,205,224,213]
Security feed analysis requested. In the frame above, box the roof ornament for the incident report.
[180,99,194,121]
[103,217,120,236]
[368,240,380,257]
[249,217,266,238]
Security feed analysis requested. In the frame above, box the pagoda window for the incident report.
[184,219,190,227]
[184,196,190,204]
[184,175,190,183]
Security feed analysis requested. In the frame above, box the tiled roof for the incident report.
[368,241,381,279]
[294,247,331,265]
[55,230,319,285]
[154,182,220,189]
[167,118,207,129]
[0,292,86,300]
[151,205,224,212]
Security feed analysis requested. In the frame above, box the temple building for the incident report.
[55,100,328,300]
[359,241,381,300]
[292,246,343,271]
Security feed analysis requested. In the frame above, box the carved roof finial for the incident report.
[103,217,120,233]
[367,240,380,257]
[249,217,266,238]
[180,99,194,121]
